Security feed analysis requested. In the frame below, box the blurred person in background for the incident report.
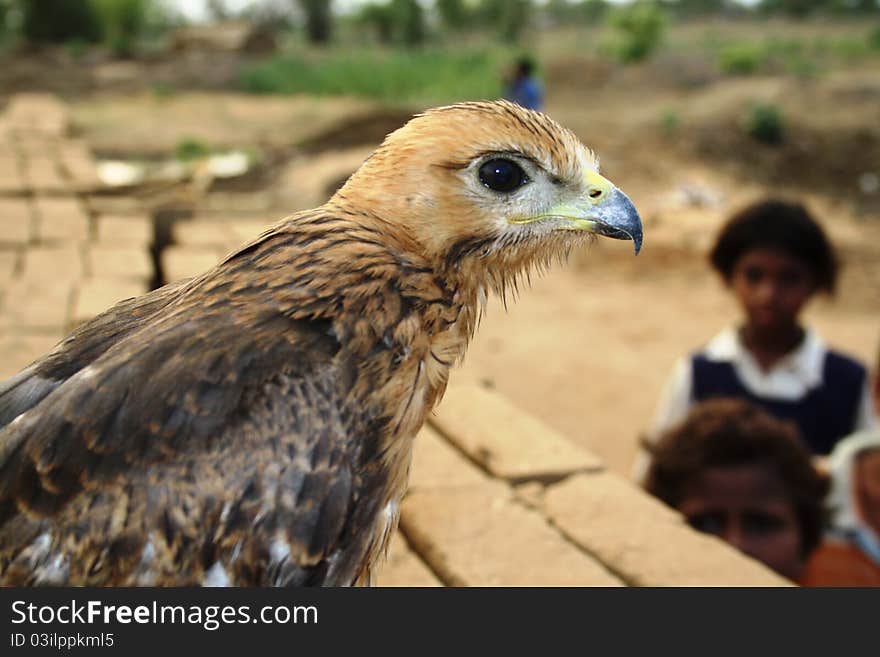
[634,199,877,480]
[644,398,827,583]
[503,56,543,111]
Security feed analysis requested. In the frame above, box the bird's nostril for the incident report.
[588,188,603,199]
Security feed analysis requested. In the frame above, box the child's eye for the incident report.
[779,269,805,287]
[744,512,787,536]
[744,266,764,283]
[687,512,725,535]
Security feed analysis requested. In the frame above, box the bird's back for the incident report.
[0,215,430,586]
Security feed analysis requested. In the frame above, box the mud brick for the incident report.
[374,531,442,587]
[400,487,623,586]
[34,197,90,242]
[409,425,494,491]
[0,278,73,330]
[96,215,153,247]
[0,251,18,284]
[543,473,791,587]
[0,155,26,193]
[5,93,69,135]
[11,134,56,156]
[0,199,35,245]
[22,245,84,281]
[22,156,68,192]
[0,333,61,379]
[172,220,237,249]
[161,246,223,283]
[513,481,546,510]
[72,279,147,325]
[429,382,603,483]
[87,245,152,281]
[58,140,100,189]
[86,196,145,217]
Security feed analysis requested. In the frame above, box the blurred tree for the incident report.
[358,0,425,47]
[573,0,610,21]
[477,0,531,42]
[358,2,394,44]
[0,0,11,37]
[667,0,728,16]
[298,0,333,44]
[207,0,231,21]
[390,0,425,46]
[93,0,150,57]
[828,0,879,12]
[758,0,832,17]
[19,0,103,44]
[436,0,469,31]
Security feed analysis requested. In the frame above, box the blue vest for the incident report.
[690,351,866,455]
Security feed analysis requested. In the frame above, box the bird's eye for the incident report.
[478,158,527,193]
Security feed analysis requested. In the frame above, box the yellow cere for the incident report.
[582,170,613,204]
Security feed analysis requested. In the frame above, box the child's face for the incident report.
[677,463,806,581]
[729,248,816,332]
[855,449,880,536]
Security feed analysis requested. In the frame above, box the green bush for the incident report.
[661,109,680,133]
[607,2,666,64]
[744,103,785,145]
[718,43,767,75]
[175,138,211,161]
[871,25,880,50]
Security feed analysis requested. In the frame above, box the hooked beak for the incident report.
[587,185,643,255]
[515,170,643,254]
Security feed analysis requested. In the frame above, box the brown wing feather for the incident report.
[0,303,391,585]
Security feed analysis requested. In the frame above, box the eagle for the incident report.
[0,101,641,586]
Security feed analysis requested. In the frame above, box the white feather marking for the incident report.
[29,532,52,558]
[78,366,98,381]
[35,553,69,585]
[203,562,231,587]
[139,536,156,566]
[269,538,291,565]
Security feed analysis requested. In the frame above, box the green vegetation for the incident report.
[175,138,212,161]
[92,0,151,57]
[712,32,879,77]
[8,0,170,56]
[240,46,507,104]
[661,108,680,133]
[744,103,785,145]
[871,25,880,50]
[718,43,767,75]
[606,2,666,64]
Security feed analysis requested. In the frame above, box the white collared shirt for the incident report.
[632,327,877,480]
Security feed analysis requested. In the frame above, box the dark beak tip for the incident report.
[632,228,643,255]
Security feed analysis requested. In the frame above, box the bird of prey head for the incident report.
[0,101,641,587]
[336,101,641,295]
